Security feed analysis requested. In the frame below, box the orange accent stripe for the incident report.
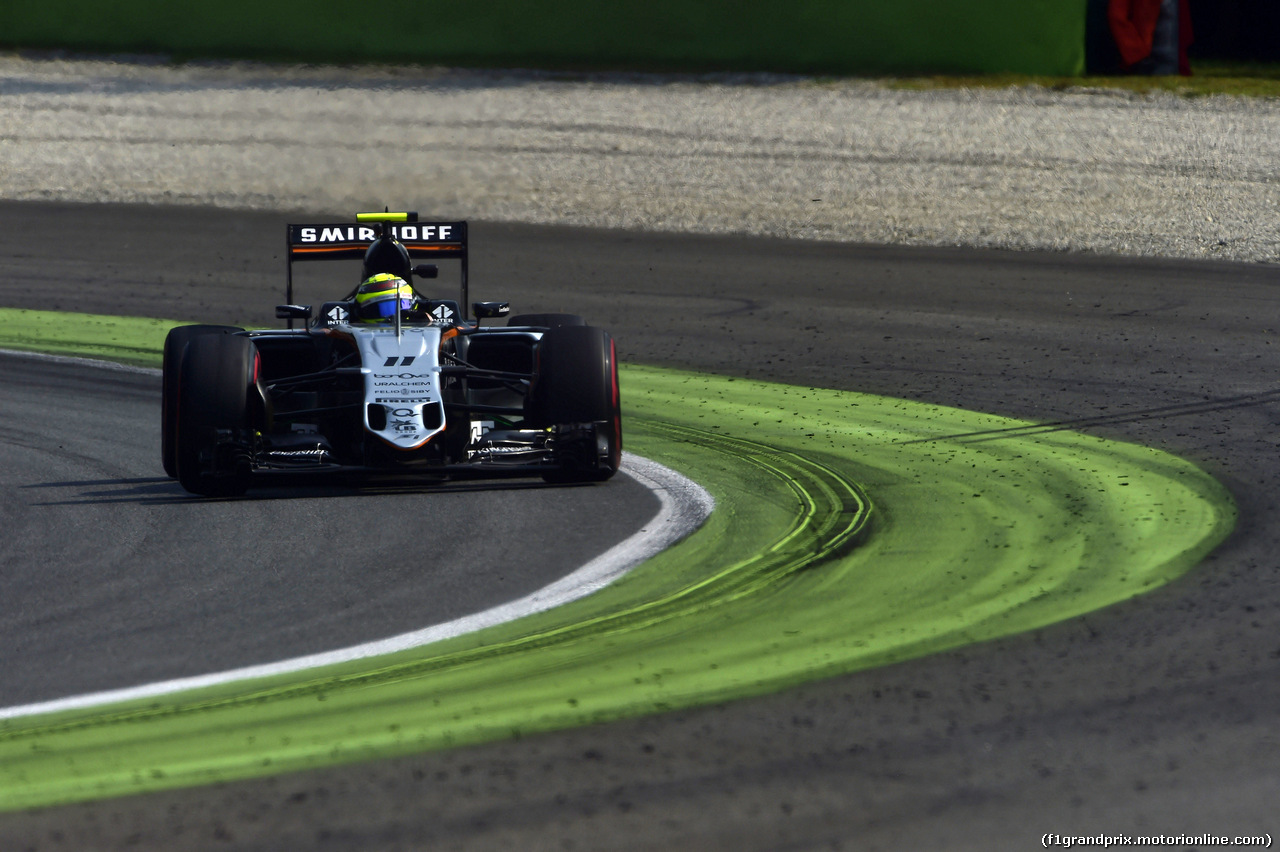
[290,243,463,250]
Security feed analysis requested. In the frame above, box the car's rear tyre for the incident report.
[526,326,622,483]
[175,332,258,497]
[506,313,586,329]
[162,324,243,478]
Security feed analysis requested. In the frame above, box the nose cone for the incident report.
[356,326,446,450]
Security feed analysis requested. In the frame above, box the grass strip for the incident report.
[0,309,173,367]
[0,310,1235,811]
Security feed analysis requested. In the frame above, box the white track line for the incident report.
[0,347,163,374]
[0,350,715,721]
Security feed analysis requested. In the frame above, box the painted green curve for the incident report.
[0,311,1235,811]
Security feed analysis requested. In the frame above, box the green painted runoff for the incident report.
[0,309,1233,810]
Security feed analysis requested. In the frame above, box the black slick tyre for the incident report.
[162,324,243,478]
[175,332,258,497]
[506,313,585,329]
[526,325,622,483]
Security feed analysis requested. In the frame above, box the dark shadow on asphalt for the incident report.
[22,470,601,506]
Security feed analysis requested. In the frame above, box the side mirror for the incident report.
[473,301,511,319]
[412,264,439,279]
[276,304,312,320]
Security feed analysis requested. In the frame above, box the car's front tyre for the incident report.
[505,312,586,329]
[162,324,244,478]
[174,332,259,497]
[526,325,622,483]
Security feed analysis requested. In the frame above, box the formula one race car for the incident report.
[161,212,621,496]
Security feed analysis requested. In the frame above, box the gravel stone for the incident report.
[1,54,1277,263]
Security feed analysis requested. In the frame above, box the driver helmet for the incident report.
[355,273,416,322]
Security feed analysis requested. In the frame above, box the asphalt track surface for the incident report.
[0,352,662,709]
[2,201,1280,849]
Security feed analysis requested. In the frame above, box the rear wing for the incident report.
[285,213,469,318]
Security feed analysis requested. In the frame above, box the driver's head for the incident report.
[355,273,416,322]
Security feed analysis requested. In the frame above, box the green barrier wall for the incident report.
[1,0,1086,76]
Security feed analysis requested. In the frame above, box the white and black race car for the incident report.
[161,212,621,497]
